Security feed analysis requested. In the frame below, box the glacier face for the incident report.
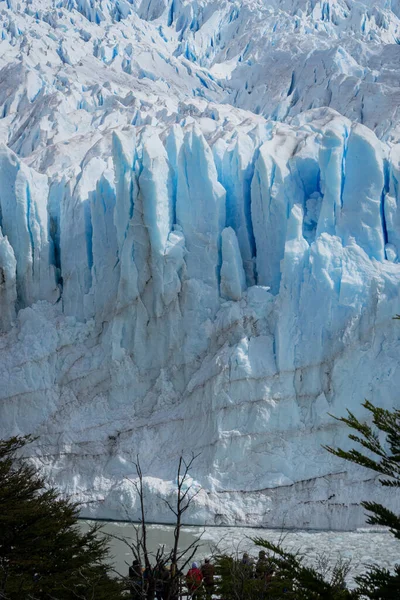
[0,0,400,529]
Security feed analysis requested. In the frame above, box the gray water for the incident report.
[80,521,400,587]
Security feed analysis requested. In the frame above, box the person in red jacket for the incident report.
[186,562,203,598]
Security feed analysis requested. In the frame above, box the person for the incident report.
[201,558,215,599]
[167,562,179,600]
[240,552,254,578]
[129,559,143,600]
[143,565,154,599]
[241,553,252,566]
[255,550,269,579]
[255,551,275,598]
[155,564,170,600]
[186,562,203,598]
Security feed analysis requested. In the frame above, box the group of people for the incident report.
[240,550,275,582]
[186,559,215,598]
[184,551,276,598]
[128,557,215,600]
[129,549,347,598]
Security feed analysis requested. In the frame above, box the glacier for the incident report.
[0,0,400,530]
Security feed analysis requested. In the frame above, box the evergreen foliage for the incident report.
[252,539,357,599]
[324,400,400,598]
[243,398,400,599]
[214,555,264,600]
[213,545,357,600]
[0,436,125,600]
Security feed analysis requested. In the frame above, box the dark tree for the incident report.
[213,554,265,600]
[325,400,400,599]
[0,436,124,600]
[251,538,357,600]
[243,399,400,599]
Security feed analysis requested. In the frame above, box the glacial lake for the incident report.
[80,521,400,587]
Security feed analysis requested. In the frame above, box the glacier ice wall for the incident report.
[0,0,400,529]
[1,108,400,529]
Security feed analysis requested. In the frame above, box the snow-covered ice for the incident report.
[0,0,400,530]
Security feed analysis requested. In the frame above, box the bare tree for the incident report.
[108,453,204,600]
[161,454,202,570]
